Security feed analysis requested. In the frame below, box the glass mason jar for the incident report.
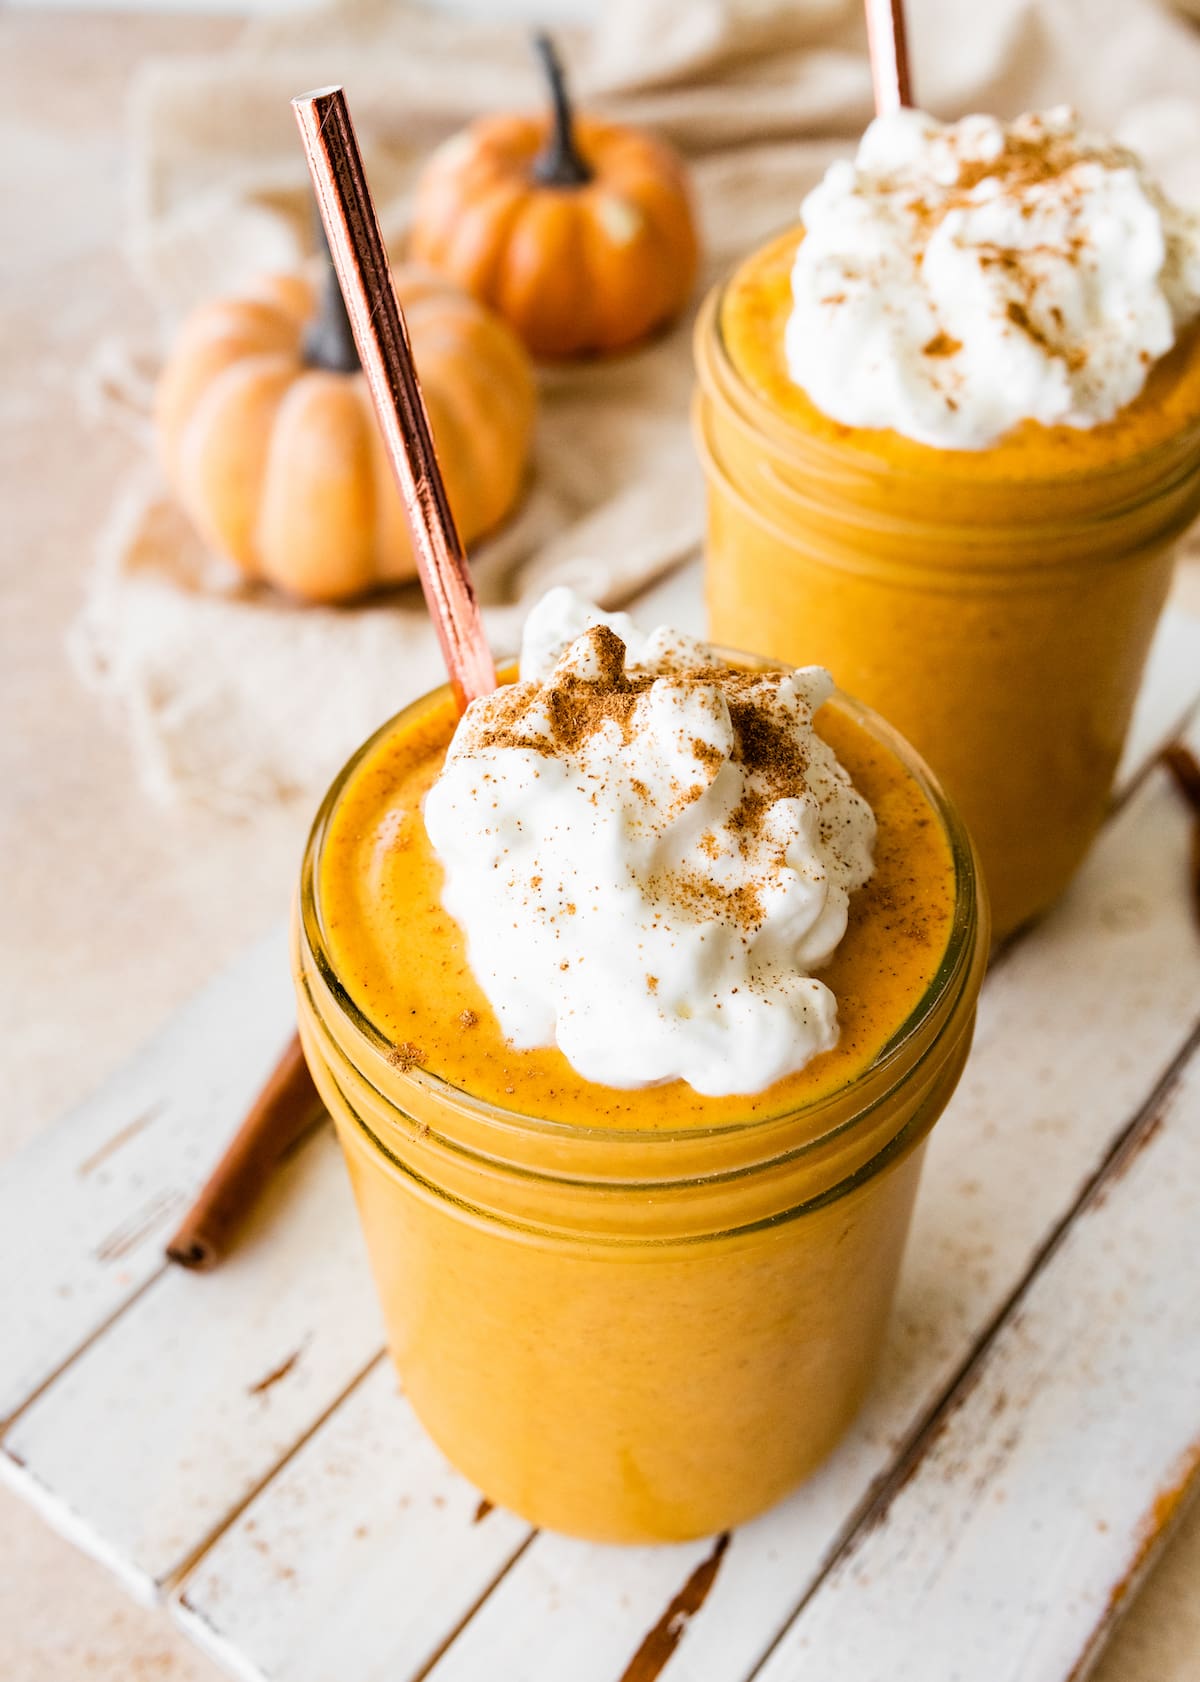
[293,676,988,1544]
[695,231,1200,939]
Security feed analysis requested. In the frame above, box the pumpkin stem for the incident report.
[530,33,592,188]
[302,205,360,375]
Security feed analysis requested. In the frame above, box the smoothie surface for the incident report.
[722,229,1200,481]
[315,684,957,1130]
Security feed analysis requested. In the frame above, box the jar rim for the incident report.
[297,661,985,1159]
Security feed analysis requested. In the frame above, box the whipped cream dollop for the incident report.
[422,589,876,1096]
[786,106,1200,449]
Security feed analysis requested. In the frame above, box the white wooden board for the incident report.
[1,1126,383,1602]
[175,1360,532,1682]
[2,596,1199,1682]
[369,725,1200,1682]
[0,923,294,1425]
[163,705,1200,1682]
[757,1045,1200,1682]
[1118,604,1200,789]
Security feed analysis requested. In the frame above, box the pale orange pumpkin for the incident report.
[155,256,536,603]
[410,35,700,360]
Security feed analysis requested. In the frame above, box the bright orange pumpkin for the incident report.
[155,255,535,603]
[410,34,700,360]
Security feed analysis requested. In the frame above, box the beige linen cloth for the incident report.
[72,0,1200,811]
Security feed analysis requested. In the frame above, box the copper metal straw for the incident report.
[293,85,497,709]
[864,0,913,114]
[167,85,499,1270]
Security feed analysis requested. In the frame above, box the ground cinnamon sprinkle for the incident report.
[888,118,1132,375]
[481,625,654,754]
[950,125,1125,197]
[727,788,769,839]
[648,874,764,930]
[458,1009,478,1030]
[727,697,809,799]
[387,1041,424,1071]
[691,736,725,773]
[923,331,962,358]
[463,626,835,937]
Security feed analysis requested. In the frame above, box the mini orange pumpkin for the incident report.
[155,249,536,603]
[410,34,700,360]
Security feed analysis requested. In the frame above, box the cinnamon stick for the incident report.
[1161,740,1200,928]
[1162,740,1200,812]
[166,86,498,1271]
[166,1035,322,1270]
[864,0,913,115]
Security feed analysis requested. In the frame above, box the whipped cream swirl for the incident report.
[786,106,1200,449]
[423,590,876,1096]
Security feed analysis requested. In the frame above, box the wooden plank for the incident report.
[166,716,1200,1682]
[0,923,294,1425]
[1117,605,1200,790]
[173,1360,532,1682]
[427,719,1200,1682]
[0,1125,383,1603]
[560,717,1200,1682]
[424,1534,730,1682]
[0,595,1195,1664]
[754,1045,1200,1682]
[601,715,1200,1682]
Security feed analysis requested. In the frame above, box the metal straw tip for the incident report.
[292,85,345,108]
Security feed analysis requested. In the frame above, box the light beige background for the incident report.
[2,10,1199,1680]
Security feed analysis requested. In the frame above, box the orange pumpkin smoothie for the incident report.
[696,36,1200,954]
[293,658,987,1542]
[697,227,1200,938]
